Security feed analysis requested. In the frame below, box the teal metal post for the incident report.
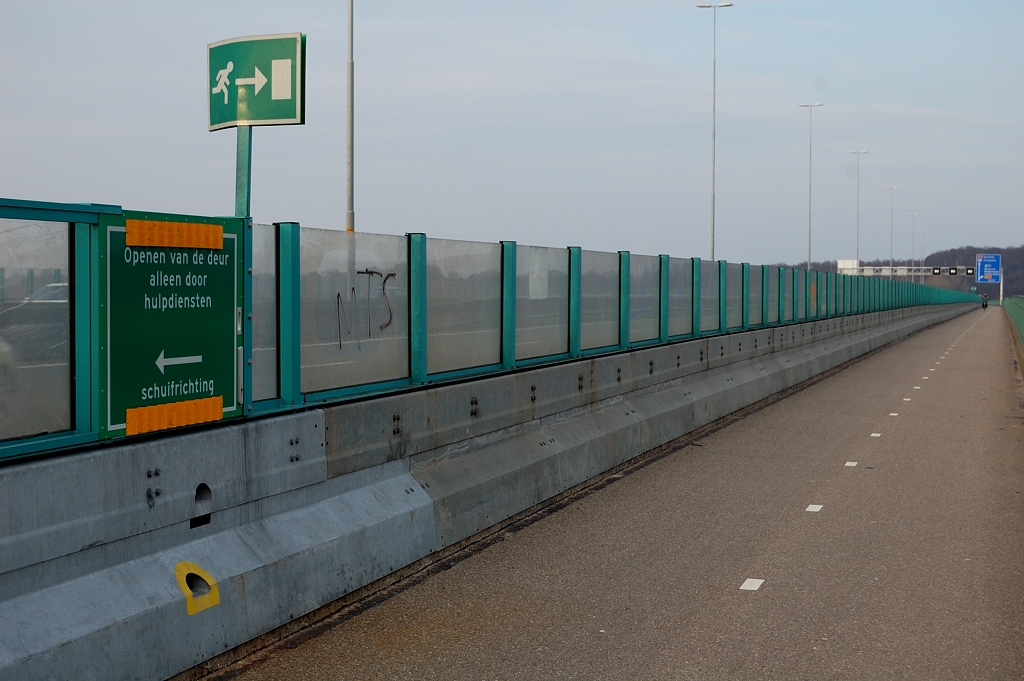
[409,233,428,384]
[718,260,727,332]
[235,125,253,218]
[501,241,516,370]
[792,269,799,321]
[89,222,100,433]
[778,266,785,324]
[659,255,670,342]
[804,268,812,319]
[277,222,302,407]
[815,271,822,318]
[568,247,582,357]
[762,264,770,327]
[692,258,702,336]
[741,263,750,329]
[243,219,254,413]
[619,251,630,349]
[73,223,93,434]
[826,272,831,316]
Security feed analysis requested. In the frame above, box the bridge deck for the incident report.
[217,308,1024,681]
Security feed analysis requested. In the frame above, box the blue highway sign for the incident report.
[976,254,1001,283]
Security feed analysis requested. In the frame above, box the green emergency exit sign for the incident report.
[99,212,244,438]
[208,33,305,131]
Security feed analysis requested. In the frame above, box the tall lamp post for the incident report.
[799,103,822,270]
[885,185,899,279]
[697,2,732,261]
[849,151,867,267]
[346,0,355,232]
[907,212,918,281]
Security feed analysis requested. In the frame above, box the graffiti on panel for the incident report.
[336,269,396,349]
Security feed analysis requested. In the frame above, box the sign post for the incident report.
[208,33,306,216]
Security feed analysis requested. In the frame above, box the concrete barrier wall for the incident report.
[0,304,973,681]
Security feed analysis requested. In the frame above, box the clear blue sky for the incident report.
[1,0,1021,265]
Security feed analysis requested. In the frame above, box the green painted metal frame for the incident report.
[0,197,121,224]
[0,199,120,461]
[741,263,750,329]
[409,233,428,385]
[568,247,582,358]
[248,221,294,416]
[762,265,771,327]
[691,258,702,336]
[619,251,630,349]
[718,260,728,333]
[243,219,254,414]
[780,267,787,324]
[501,241,516,370]
[235,126,253,218]
[800,269,809,320]
[659,255,670,342]
[278,223,302,408]
[0,194,982,463]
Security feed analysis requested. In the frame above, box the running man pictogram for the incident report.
[212,62,234,104]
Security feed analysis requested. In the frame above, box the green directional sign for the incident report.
[99,211,244,438]
[208,33,306,131]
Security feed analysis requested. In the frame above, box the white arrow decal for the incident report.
[235,67,268,96]
[156,350,202,375]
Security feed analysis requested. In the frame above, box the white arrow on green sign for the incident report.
[156,350,203,374]
[235,67,268,95]
[208,33,306,131]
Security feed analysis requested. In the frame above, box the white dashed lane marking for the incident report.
[845,462,858,467]
[806,505,823,512]
[740,579,764,591]
[871,433,882,437]
[889,413,898,416]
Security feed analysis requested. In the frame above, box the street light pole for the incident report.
[697,2,732,261]
[849,151,867,266]
[885,185,899,279]
[799,103,822,271]
[907,212,918,281]
[346,0,355,232]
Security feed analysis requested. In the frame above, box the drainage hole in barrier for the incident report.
[195,483,212,503]
[185,572,212,597]
[190,514,211,529]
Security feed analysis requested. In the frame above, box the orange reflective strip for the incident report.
[125,220,224,250]
[125,396,223,436]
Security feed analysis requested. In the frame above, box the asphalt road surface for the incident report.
[219,308,1024,681]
